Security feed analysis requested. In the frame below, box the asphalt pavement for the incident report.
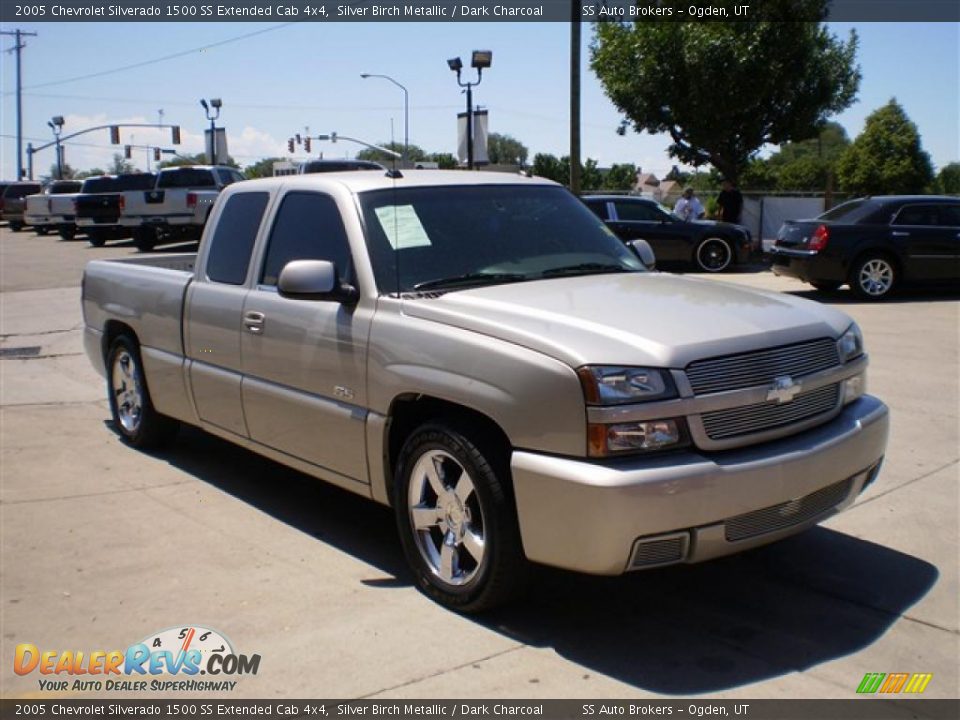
[1,226,957,701]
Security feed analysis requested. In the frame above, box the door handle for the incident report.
[243,311,265,334]
[891,231,910,237]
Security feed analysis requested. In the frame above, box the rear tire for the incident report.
[850,254,897,301]
[88,231,106,247]
[694,237,733,273]
[394,422,526,613]
[133,227,157,252]
[106,335,179,450]
[58,227,76,241]
[10,222,23,232]
[35,227,50,236]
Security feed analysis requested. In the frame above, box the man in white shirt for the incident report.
[674,187,705,222]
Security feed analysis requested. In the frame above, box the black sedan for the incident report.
[582,195,756,272]
[770,196,960,300]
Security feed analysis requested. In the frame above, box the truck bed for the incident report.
[82,253,197,367]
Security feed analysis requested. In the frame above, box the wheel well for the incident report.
[102,320,137,362]
[384,395,513,504]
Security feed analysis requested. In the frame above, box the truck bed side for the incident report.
[82,254,198,422]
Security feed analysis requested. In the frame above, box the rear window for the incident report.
[3,183,42,199]
[50,181,82,194]
[115,174,156,191]
[158,168,217,189]
[81,178,116,193]
[817,199,877,223]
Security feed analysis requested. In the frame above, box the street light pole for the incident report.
[448,51,492,170]
[47,116,64,179]
[200,98,222,166]
[361,73,409,167]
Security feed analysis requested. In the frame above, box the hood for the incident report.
[402,273,853,368]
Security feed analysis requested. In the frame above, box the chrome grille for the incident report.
[725,478,853,542]
[686,338,840,395]
[701,384,840,440]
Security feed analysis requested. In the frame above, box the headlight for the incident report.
[577,366,678,405]
[837,323,864,363]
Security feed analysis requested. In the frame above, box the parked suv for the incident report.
[1,181,43,231]
[583,195,756,272]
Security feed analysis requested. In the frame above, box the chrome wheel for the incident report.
[857,258,894,297]
[111,349,144,434]
[696,237,732,272]
[407,449,486,586]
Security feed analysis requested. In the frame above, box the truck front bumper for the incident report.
[511,395,888,575]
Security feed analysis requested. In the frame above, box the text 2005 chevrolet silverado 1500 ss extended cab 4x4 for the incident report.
[83,171,889,612]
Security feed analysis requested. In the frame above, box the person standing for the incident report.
[716,178,744,224]
[674,187,705,222]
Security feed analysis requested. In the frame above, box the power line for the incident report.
[15,23,297,93]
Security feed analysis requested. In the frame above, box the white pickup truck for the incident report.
[23,180,82,235]
[117,165,245,251]
[82,171,889,612]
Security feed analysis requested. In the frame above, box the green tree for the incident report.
[581,158,604,191]
[426,153,458,169]
[158,152,239,169]
[109,154,135,175]
[935,162,960,194]
[836,99,934,195]
[77,167,105,179]
[739,158,777,191]
[603,163,638,191]
[590,1,860,184]
[46,163,78,180]
[356,141,426,164]
[244,157,286,179]
[531,153,568,185]
[486,133,529,166]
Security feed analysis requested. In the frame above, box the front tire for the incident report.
[695,237,733,273]
[9,221,23,232]
[58,226,76,241]
[850,254,897,301]
[394,423,525,613]
[88,231,106,247]
[107,335,179,449]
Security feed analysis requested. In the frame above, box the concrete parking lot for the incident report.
[1,225,957,700]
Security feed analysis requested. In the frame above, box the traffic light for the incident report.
[110,126,120,144]
[154,148,161,162]
[287,138,295,153]
[124,145,132,159]
[171,126,181,145]
[295,133,301,145]
[304,137,311,153]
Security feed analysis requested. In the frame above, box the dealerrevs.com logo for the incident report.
[13,626,260,692]
[856,672,933,694]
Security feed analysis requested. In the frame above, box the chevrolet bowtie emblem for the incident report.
[767,376,801,404]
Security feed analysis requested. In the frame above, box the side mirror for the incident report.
[628,239,656,271]
[277,260,359,304]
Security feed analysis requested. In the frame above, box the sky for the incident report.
[1,19,958,181]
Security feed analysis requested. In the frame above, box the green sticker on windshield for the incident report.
[374,205,432,250]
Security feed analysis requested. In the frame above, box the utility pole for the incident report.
[1,29,38,179]
[569,4,581,195]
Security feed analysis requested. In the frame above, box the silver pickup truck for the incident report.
[83,171,889,612]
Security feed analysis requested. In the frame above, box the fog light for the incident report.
[588,419,684,456]
[843,373,866,403]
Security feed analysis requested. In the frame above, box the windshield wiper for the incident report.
[412,272,529,291]
[540,263,632,278]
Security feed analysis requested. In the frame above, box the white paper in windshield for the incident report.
[374,205,432,250]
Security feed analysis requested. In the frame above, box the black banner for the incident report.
[1,699,959,720]
[2,1,959,24]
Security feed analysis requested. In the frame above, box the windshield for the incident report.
[359,185,644,294]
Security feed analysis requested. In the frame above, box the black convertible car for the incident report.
[582,195,756,272]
